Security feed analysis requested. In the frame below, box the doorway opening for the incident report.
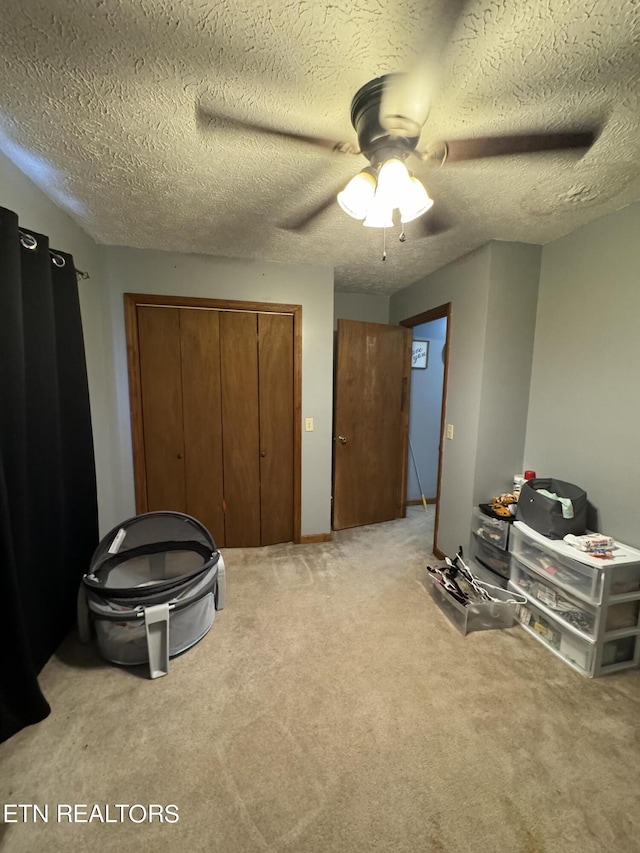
[401,303,451,558]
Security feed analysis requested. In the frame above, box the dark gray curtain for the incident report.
[0,206,98,742]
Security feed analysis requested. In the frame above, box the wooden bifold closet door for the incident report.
[135,304,295,548]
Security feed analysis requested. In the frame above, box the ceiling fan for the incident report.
[196,6,596,236]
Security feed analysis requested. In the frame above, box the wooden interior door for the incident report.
[137,306,226,541]
[258,313,294,545]
[128,295,300,548]
[332,319,412,530]
[179,308,225,546]
[137,306,187,513]
[220,311,261,546]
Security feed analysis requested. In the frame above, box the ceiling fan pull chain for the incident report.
[399,228,406,242]
[382,227,387,261]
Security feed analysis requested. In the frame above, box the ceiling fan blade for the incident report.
[197,105,358,154]
[413,209,454,239]
[279,185,346,232]
[380,0,469,137]
[423,131,596,164]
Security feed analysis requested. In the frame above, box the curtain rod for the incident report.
[18,228,90,280]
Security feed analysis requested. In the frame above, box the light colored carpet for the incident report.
[1,507,640,852]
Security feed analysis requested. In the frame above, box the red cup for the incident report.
[523,470,536,480]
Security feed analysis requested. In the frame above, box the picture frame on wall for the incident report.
[411,340,429,369]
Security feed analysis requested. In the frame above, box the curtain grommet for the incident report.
[19,231,38,251]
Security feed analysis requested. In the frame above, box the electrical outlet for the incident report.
[446,424,454,440]
[305,417,314,432]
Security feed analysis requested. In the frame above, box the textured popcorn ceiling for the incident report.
[1,0,639,293]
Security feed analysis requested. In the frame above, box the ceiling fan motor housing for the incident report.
[351,75,420,166]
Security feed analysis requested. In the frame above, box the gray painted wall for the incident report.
[473,242,541,504]
[333,291,390,328]
[390,242,541,556]
[524,202,640,548]
[101,246,335,538]
[407,318,447,501]
[390,246,492,555]
[0,149,114,534]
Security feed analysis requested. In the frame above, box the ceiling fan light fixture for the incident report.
[338,153,433,229]
[337,168,377,220]
[400,176,434,224]
[362,192,394,228]
[374,156,414,210]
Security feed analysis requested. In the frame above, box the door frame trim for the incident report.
[400,303,451,559]
[124,293,303,544]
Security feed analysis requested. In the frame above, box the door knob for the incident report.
[338,435,347,444]
[260,450,266,457]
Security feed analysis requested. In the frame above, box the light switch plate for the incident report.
[446,424,454,440]
[305,417,314,432]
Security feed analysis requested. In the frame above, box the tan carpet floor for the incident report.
[1,507,639,852]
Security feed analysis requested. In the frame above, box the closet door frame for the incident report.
[124,293,303,544]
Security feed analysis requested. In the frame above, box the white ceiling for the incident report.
[1,0,639,294]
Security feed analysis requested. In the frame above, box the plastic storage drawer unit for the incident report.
[511,521,640,677]
[514,598,595,675]
[471,532,510,579]
[510,558,599,638]
[472,506,510,551]
[510,525,604,603]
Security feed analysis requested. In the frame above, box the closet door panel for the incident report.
[137,306,186,512]
[180,308,225,547]
[220,311,261,546]
[258,313,294,545]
